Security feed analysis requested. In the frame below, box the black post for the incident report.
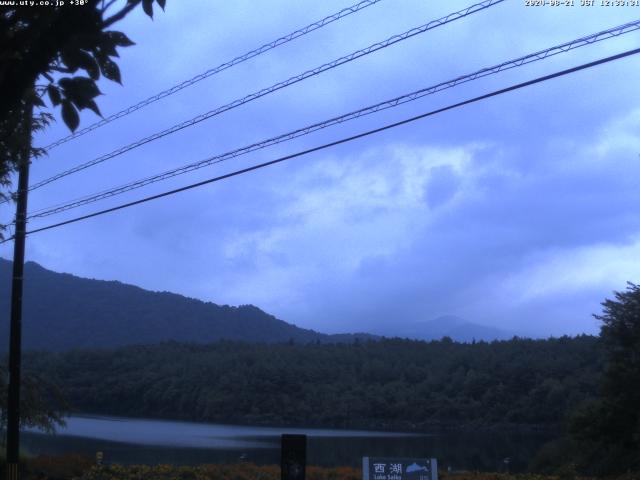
[281,434,306,480]
[6,103,32,480]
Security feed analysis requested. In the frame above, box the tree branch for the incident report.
[50,65,73,73]
[102,1,139,28]
[100,0,119,14]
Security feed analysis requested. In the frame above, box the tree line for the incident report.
[4,283,639,476]
[21,335,601,432]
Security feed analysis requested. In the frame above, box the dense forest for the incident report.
[4,283,638,477]
[0,259,374,350]
[23,336,602,432]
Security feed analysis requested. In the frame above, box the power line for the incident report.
[26,19,640,220]
[8,46,638,242]
[41,0,386,151]
[23,0,504,195]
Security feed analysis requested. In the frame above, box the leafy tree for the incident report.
[0,363,68,445]
[0,0,168,432]
[570,282,640,475]
[0,0,166,202]
[23,336,602,432]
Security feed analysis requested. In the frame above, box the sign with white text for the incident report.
[362,457,437,480]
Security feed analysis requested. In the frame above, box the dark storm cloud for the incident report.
[2,0,639,337]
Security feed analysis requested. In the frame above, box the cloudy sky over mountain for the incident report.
[1,0,638,337]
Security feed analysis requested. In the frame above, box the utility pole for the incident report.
[5,101,32,480]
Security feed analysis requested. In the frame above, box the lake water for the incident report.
[23,415,553,472]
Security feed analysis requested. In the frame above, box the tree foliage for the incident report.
[0,362,68,446]
[0,259,371,351]
[0,0,166,202]
[0,0,167,437]
[570,283,640,475]
[24,336,602,432]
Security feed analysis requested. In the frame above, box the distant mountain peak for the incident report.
[395,314,513,342]
[424,314,467,326]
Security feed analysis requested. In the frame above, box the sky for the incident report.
[1,0,639,338]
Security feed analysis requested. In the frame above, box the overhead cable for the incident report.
[24,0,504,195]
[26,19,640,220]
[7,46,638,242]
[41,0,387,151]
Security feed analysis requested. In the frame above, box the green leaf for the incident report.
[73,32,101,51]
[58,77,73,90]
[59,77,103,114]
[47,85,61,106]
[99,57,121,84]
[61,100,79,132]
[98,38,118,57]
[75,50,100,80]
[61,48,85,73]
[59,77,101,101]
[30,146,47,160]
[32,94,46,108]
[60,51,79,73]
[104,31,135,47]
[156,0,166,10]
[142,0,153,18]
[84,100,102,117]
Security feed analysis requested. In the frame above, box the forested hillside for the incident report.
[24,336,602,431]
[0,259,373,350]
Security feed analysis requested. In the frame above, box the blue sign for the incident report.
[363,457,437,480]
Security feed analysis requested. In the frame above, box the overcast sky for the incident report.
[2,0,639,337]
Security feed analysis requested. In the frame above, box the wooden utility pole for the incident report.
[5,101,32,480]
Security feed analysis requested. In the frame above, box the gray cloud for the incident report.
[2,0,639,339]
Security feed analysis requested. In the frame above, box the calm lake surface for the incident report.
[23,415,553,472]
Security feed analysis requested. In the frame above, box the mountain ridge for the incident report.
[0,258,515,351]
[0,258,375,351]
[395,315,514,342]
